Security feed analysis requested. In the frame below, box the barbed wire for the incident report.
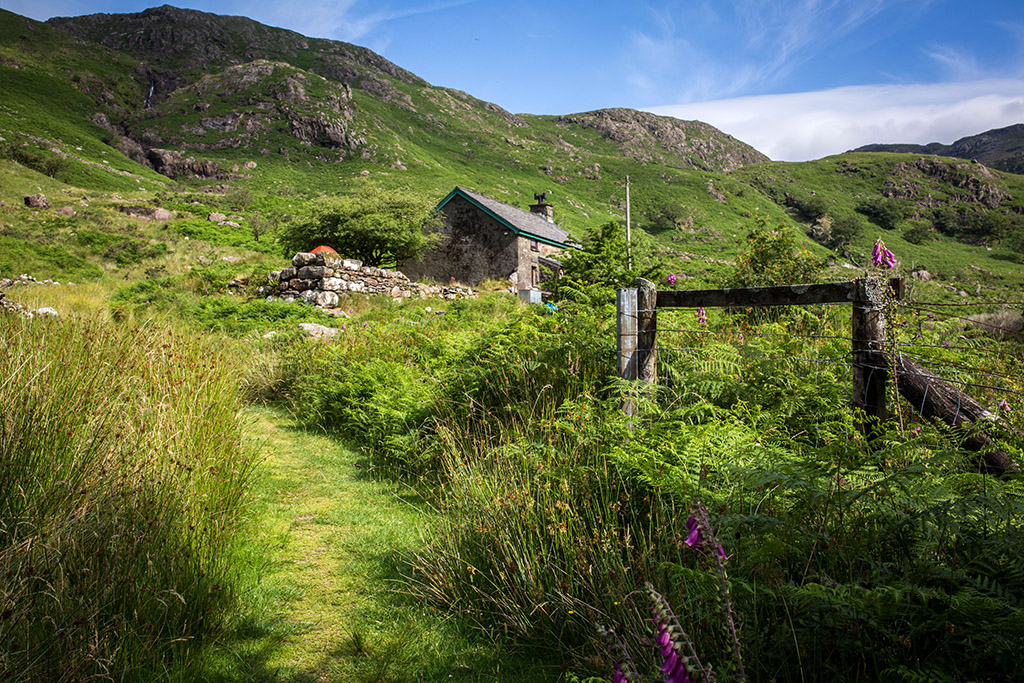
[899,300,1024,308]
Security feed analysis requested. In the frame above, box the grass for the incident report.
[195,406,561,682]
[0,314,256,681]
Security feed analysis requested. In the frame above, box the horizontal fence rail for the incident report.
[615,276,1020,475]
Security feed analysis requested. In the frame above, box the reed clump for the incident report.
[0,314,256,681]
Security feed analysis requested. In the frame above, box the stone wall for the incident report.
[515,234,563,289]
[269,252,474,307]
[399,194,519,286]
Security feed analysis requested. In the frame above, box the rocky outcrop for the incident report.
[288,115,353,149]
[24,194,50,209]
[884,157,1011,208]
[555,108,768,171]
[146,148,223,178]
[270,252,475,308]
[852,123,1024,175]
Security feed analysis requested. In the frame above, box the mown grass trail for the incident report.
[197,405,558,683]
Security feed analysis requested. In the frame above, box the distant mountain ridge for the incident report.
[43,4,767,180]
[851,124,1024,175]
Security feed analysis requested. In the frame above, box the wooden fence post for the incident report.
[852,277,888,437]
[636,278,657,384]
[617,287,638,415]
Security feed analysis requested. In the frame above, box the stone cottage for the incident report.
[399,187,575,290]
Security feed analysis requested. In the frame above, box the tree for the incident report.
[728,216,827,288]
[856,197,909,230]
[552,220,665,303]
[829,213,863,247]
[280,187,441,267]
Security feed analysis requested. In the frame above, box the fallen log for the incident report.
[892,353,1019,476]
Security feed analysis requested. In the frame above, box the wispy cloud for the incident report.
[240,0,474,42]
[647,79,1024,161]
[924,44,981,80]
[622,0,928,105]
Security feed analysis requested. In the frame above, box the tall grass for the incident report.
[0,315,256,681]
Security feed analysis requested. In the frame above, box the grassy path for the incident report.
[198,405,557,683]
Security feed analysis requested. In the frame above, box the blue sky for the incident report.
[4,0,1024,160]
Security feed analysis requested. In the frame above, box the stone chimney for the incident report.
[530,194,554,223]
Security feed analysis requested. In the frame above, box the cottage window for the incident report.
[530,239,539,251]
[531,265,539,287]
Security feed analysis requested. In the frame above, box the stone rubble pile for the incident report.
[0,275,62,319]
[266,252,474,308]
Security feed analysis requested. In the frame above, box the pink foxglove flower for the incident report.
[667,273,677,285]
[872,239,897,268]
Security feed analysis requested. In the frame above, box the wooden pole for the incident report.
[617,287,638,415]
[636,277,657,385]
[852,278,888,437]
[893,354,1019,475]
[625,176,632,271]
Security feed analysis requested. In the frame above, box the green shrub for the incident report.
[278,186,441,266]
[727,217,827,288]
[857,197,910,230]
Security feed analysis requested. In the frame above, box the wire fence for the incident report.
[624,283,1024,425]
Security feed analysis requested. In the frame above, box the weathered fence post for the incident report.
[851,277,904,438]
[617,286,638,415]
[636,277,658,385]
[852,277,886,434]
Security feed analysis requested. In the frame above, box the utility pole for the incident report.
[626,175,632,271]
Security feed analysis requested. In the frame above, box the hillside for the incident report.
[852,123,1024,175]
[0,5,1020,294]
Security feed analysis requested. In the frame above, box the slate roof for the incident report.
[437,187,575,248]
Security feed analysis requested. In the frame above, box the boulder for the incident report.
[153,207,174,221]
[313,290,340,307]
[208,212,227,222]
[24,194,49,209]
[33,307,59,319]
[298,322,340,339]
[58,206,75,217]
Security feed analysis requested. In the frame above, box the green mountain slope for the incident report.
[0,5,1021,294]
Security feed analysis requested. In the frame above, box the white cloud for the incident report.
[646,79,1024,161]
[238,0,474,42]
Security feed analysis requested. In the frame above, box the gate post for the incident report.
[852,277,888,438]
[617,286,638,415]
[636,278,657,384]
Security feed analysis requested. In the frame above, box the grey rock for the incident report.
[279,267,296,280]
[208,212,227,222]
[293,252,325,268]
[298,322,340,338]
[310,290,339,307]
[297,265,327,279]
[24,194,49,209]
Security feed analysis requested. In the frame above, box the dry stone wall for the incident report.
[269,252,475,308]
